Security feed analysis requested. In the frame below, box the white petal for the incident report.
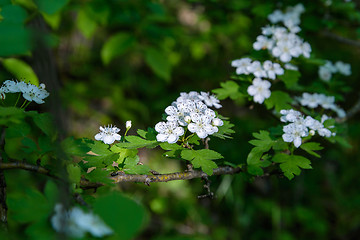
[156,133,167,142]
[95,133,103,141]
[293,137,302,148]
[103,136,115,144]
[167,134,178,144]
[187,123,197,133]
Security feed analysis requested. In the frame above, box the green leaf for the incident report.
[246,147,271,175]
[31,112,55,136]
[144,48,171,81]
[101,33,135,65]
[278,70,301,89]
[181,149,223,175]
[300,142,323,158]
[90,140,111,155]
[21,137,38,153]
[44,180,59,206]
[159,142,183,151]
[213,119,235,139]
[122,155,150,174]
[8,188,50,223]
[264,91,293,112]
[34,0,69,15]
[0,23,31,56]
[116,135,158,149]
[61,137,91,156]
[77,8,98,39]
[0,106,25,125]
[93,192,146,240]
[249,130,273,152]
[212,81,243,100]
[1,4,27,24]
[86,168,113,184]
[272,154,312,180]
[2,58,39,86]
[67,164,81,184]
[5,123,31,138]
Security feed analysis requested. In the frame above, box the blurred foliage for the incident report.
[0,0,360,239]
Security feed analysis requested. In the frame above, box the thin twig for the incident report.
[321,30,360,48]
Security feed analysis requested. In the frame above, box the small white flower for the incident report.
[231,58,252,75]
[335,61,351,76]
[247,61,267,78]
[198,92,222,109]
[2,80,19,93]
[282,123,308,148]
[318,66,332,81]
[268,10,284,23]
[253,35,274,50]
[155,121,184,144]
[95,125,121,144]
[21,84,50,104]
[247,78,271,104]
[263,60,284,80]
[188,113,217,138]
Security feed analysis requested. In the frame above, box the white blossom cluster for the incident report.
[298,92,346,118]
[280,109,335,148]
[318,60,351,82]
[254,4,311,63]
[155,91,224,144]
[95,125,121,144]
[231,59,285,104]
[0,80,49,104]
[51,203,113,238]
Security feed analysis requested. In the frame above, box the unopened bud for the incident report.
[126,120,132,129]
[39,83,46,89]
[309,130,315,136]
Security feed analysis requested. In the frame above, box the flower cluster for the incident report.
[298,92,346,117]
[318,60,351,81]
[0,80,49,104]
[155,91,224,144]
[95,125,121,144]
[231,58,284,104]
[51,203,113,238]
[280,109,335,148]
[254,4,311,63]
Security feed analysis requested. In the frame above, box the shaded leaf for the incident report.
[144,48,171,81]
[272,154,312,180]
[101,33,135,65]
[300,142,323,158]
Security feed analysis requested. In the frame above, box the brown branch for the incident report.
[111,166,242,184]
[0,162,53,177]
[0,161,243,187]
[321,30,360,48]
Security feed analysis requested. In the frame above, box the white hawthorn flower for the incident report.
[282,123,308,148]
[95,125,121,144]
[253,35,274,50]
[21,84,50,104]
[198,92,222,109]
[247,61,267,78]
[155,121,184,144]
[247,78,271,104]
[335,61,351,76]
[231,58,252,75]
[263,60,284,80]
[318,66,332,81]
[188,112,217,138]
